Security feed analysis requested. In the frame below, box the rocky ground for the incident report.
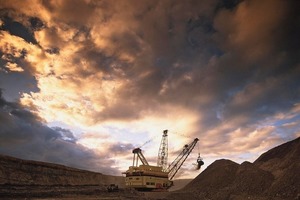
[0,185,144,199]
[0,137,299,200]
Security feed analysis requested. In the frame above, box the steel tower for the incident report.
[157,130,168,171]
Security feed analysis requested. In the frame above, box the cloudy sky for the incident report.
[0,0,300,179]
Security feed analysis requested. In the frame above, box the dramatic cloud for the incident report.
[0,89,121,174]
[0,0,299,179]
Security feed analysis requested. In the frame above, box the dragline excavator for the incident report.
[122,130,204,191]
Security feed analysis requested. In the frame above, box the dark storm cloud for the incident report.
[110,0,300,128]
[108,142,135,155]
[0,46,39,101]
[216,0,242,10]
[85,0,300,150]
[0,11,41,101]
[79,1,222,121]
[208,0,300,124]
[0,15,38,45]
[56,0,297,130]
[40,0,97,25]
[0,70,39,101]
[0,90,118,174]
[45,47,60,55]
[0,0,299,172]
[51,126,77,143]
[0,13,43,101]
[1,0,299,128]
[29,17,44,31]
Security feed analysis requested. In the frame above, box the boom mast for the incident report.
[167,138,199,180]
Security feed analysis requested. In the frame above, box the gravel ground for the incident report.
[0,185,146,200]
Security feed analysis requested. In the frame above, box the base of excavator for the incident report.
[122,165,173,191]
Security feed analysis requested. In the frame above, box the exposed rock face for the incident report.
[167,137,300,200]
[0,154,124,186]
[0,154,127,198]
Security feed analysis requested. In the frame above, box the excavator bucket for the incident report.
[196,157,204,170]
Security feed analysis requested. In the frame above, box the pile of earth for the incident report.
[166,137,300,200]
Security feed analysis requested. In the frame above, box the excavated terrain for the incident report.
[0,137,299,199]
[0,155,133,199]
[166,137,300,200]
[0,154,125,186]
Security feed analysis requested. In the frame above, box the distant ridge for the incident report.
[0,154,97,173]
[0,154,123,186]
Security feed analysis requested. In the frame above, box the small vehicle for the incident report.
[107,184,119,192]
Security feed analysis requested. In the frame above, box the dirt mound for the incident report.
[165,160,240,200]
[185,159,239,192]
[254,137,300,199]
[254,137,300,176]
[255,137,300,164]
[266,162,300,199]
[167,137,300,200]
[169,179,192,191]
[232,161,274,195]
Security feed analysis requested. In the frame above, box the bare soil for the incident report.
[0,185,145,200]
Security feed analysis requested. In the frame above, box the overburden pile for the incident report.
[167,137,300,200]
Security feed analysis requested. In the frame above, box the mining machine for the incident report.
[123,130,203,191]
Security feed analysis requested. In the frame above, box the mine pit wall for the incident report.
[0,155,124,187]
